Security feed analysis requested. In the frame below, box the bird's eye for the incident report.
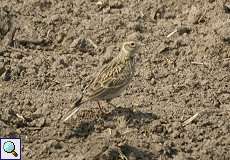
[130,42,135,47]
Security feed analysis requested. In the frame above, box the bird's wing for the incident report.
[103,66,133,89]
[86,60,132,98]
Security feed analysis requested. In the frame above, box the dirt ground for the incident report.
[0,0,230,159]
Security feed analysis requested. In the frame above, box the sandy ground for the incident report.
[0,0,230,159]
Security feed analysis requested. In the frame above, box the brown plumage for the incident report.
[63,41,140,122]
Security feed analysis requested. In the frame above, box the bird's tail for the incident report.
[62,96,89,122]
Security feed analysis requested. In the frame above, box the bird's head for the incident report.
[122,41,139,55]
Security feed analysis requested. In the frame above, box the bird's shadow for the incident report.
[120,144,157,160]
[68,106,158,138]
[99,144,157,160]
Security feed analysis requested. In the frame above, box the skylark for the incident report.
[63,41,140,122]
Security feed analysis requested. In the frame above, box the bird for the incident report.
[63,41,141,122]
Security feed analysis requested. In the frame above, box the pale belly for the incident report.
[102,84,128,100]
[93,81,130,101]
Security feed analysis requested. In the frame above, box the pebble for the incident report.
[69,38,80,48]
[152,121,164,133]
[171,121,181,129]
[127,21,143,32]
[222,61,230,68]
[188,5,201,24]
[157,43,170,54]
[177,26,192,35]
[14,65,26,76]
[95,0,107,11]
[224,2,230,13]
[56,32,66,43]
[127,32,142,41]
[171,130,180,138]
[37,117,46,128]
[48,14,61,24]
[101,45,116,65]
[109,1,123,9]
[42,140,63,154]
[34,57,42,66]
[151,143,163,153]
[173,152,188,160]
[11,52,24,59]
[225,136,230,145]
[151,134,164,143]
[128,152,137,160]
[1,68,11,81]
[223,35,230,43]
[70,37,94,53]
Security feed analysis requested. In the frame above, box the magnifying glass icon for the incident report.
[3,141,18,157]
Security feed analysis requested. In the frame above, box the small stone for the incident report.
[152,134,164,143]
[127,21,143,32]
[32,117,46,128]
[171,130,180,138]
[151,143,163,153]
[35,103,50,115]
[142,67,153,80]
[46,140,63,152]
[222,124,229,134]
[172,122,181,129]
[11,52,24,59]
[127,32,142,41]
[187,5,201,24]
[48,14,61,24]
[109,1,123,9]
[95,0,107,11]
[56,32,66,43]
[150,78,156,85]
[101,45,117,65]
[70,37,93,52]
[34,57,42,66]
[224,2,230,13]
[222,61,230,68]
[64,83,73,87]
[1,68,11,81]
[173,152,188,160]
[4,52,10,57]
[96,1,103,6]
[128,152,137,160]
[217,24,230,43]
[225,136,230,145]
[223,36,230,43]
[69,38,79,48]
[152,121,164,133]
[177,26,191,35]
[58,56,67,66]
[157,43,169,54]
[0,49,5,56]
[164,11,176,19]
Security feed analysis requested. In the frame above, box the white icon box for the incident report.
[0,138,21,160]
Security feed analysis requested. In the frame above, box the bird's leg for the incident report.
[97,101,105,114]
[106,99,118,116]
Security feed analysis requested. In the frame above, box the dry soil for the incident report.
[0,0,230,160]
